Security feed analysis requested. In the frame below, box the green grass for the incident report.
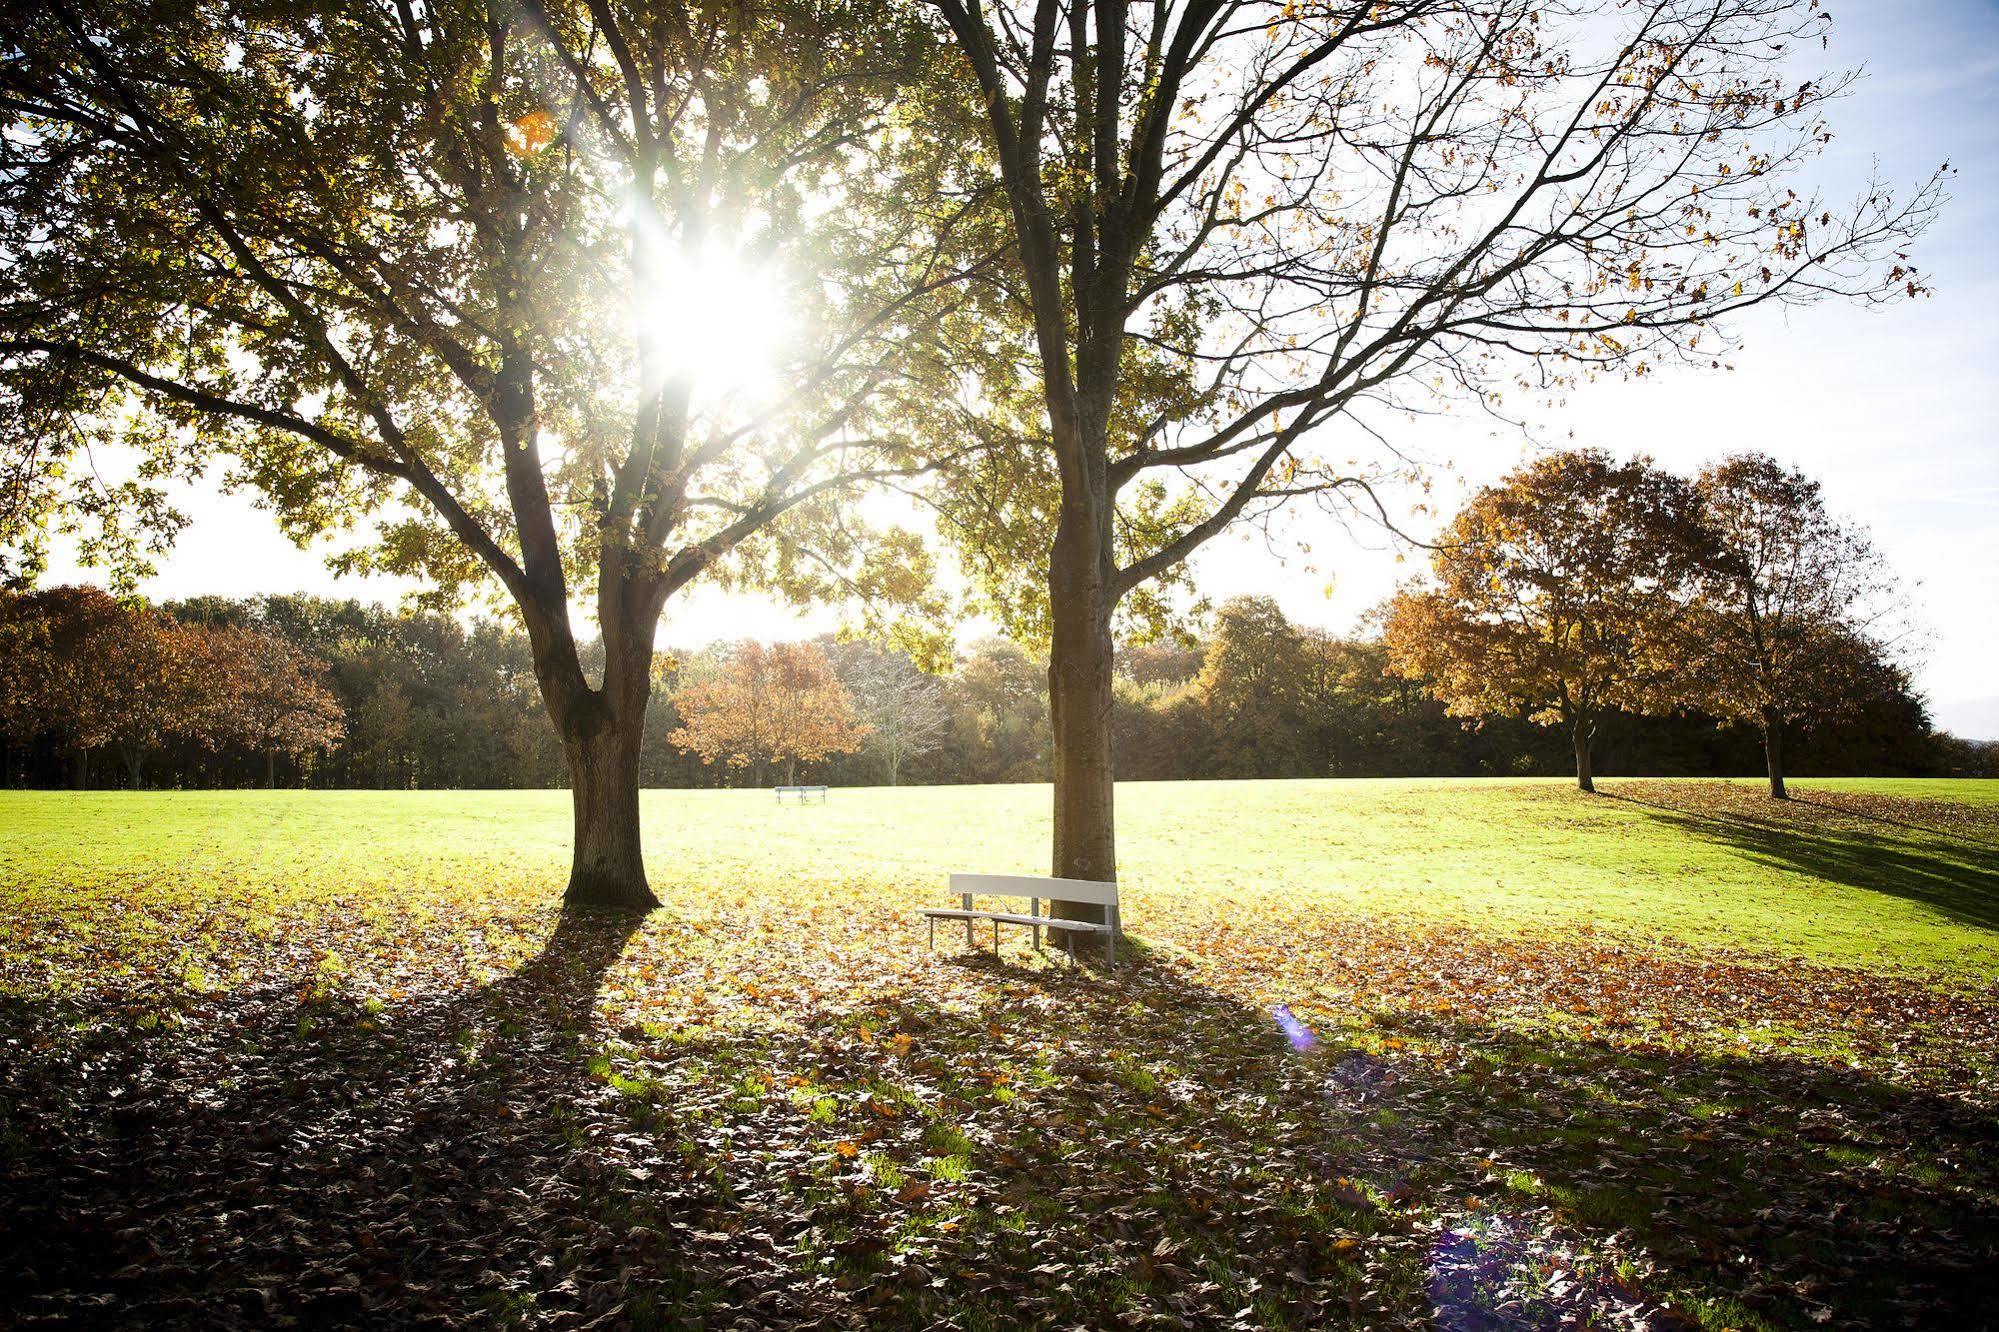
[3,776,1993,977]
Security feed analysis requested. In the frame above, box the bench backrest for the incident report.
[949,872,1118,907]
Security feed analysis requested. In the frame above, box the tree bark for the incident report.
[1761,705,1788,800]
[1572,719,1596,794]
[563,716,656,909]
[1046,503,1118,943]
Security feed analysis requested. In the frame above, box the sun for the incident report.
[633,239,796,403]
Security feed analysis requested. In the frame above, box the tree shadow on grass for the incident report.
[1602,787,1999,935]
[0,904,664,1327]
[2,923,1995,1329]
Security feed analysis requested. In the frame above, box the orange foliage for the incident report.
[668,641,868,784]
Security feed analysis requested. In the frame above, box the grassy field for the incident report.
[4,776,1995,976]
[1,778,1996,1329]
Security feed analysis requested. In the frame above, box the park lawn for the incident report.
[1,778,1995,1329]
[3,776,1995,978]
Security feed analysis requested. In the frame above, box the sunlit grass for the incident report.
[2,777,1993,977]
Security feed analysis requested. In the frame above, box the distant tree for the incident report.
[1198,598,1314,778]
[952,638,1050,784]
[209,628,346,788]
[1932,734,1999,779]
[0,586,204,786]
[82,607,214,787]
[1683,455,1908,798]
[671,642,868,786]
[352,682,419,791]
[1120,642,1204,689]
[841,648,950,786]
[1384,452,1701,791]
[0,587,114,786]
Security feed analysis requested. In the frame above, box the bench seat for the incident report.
[921,907,1113,932]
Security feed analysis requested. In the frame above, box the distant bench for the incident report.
[773,785,828,805]
[923,873,1122,967]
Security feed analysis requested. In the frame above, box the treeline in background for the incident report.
[3,584,1990,790]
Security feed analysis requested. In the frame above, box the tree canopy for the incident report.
[0,0,985,903]
[669,640,868,786]
[1383,451,1702,790]
[1681,453,1910,797]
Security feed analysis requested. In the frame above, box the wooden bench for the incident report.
[923,873,1122,967]
[773,784,828,804]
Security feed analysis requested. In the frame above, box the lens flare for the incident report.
[1272,1004,1318,1052]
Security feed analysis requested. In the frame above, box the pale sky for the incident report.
[42,0,1999,737]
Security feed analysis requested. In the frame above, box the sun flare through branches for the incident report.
[632,238,798,404]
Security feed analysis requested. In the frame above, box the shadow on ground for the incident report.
[1605,784,1999,934]
[2,916,1994,1329]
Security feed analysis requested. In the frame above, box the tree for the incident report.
[1683,454,1906,798]
[840,646,950,785]
[0,0,976,905]
[1383,451,1700,791]
[97,609,216,787]
[926,0,1940,922]
[208,627,346,788]
[0,587,234,786]
[1197,597,1314,778]
[670,642,868,786]
[953,637,1052,783]
[0,585,124,785]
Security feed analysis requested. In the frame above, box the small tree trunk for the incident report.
[1047,505,1118,945]
[72,747,88,790]
[563,715,657,909]
[1761,705,1788,800]
[1572,720,1595,794]
[122,742,144,790]
[784,755,797,787]
[888,748,900,787]
[265,752,277,790]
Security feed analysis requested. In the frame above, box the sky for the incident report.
[39,0,1999,738]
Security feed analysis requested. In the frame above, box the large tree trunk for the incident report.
[563,717,655,909]
[1572,719,1595,794]
[1046,504,1118,944]
[1761,705,1788,800]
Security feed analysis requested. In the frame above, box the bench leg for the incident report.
[993,918,1000,959]
[928,916,935,951]
[1105,926,1114,970]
